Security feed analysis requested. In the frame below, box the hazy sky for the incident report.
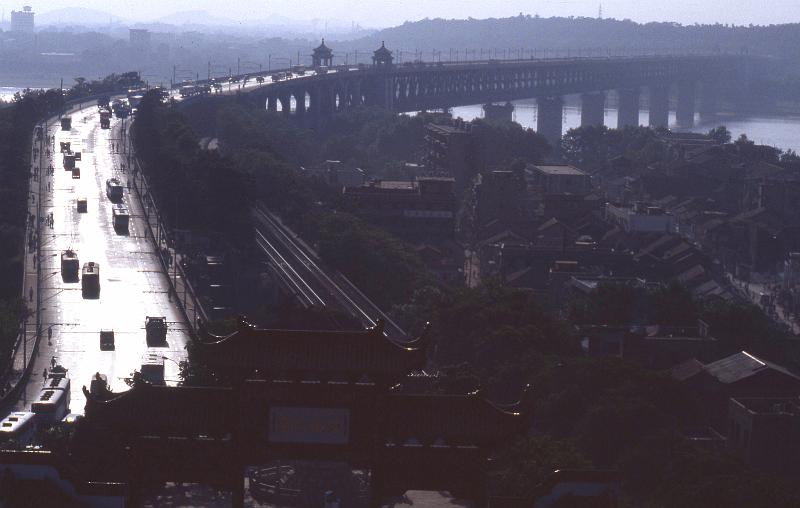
[26,0,800,27]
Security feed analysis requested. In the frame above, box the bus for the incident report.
[0,412,37,446]
[106,178,123,201]
[32,388,70,423]
[81,262,100,298]
[60,250,79,281]
[179,85,198,98]
[141,353,165,385]
[60,117,71,131]
[63,152,76,170]
[112,204,130,232]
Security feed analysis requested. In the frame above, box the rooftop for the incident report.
[732,397,800,415]
[530,164,587,176]
[705,351,769,383]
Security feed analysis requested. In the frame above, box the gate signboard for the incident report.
[268,407,350,445]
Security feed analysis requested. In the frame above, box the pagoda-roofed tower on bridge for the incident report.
[312,38,333,68]
[373,41,394,69]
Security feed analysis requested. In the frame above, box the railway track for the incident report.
[253,206,407,340]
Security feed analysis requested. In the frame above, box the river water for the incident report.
[450,99,800,153]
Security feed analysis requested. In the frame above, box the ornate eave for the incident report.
[382,385,532,447]
[82,382,235,435]
[312,39,333,57]
[193,317,431,382]
[373,41,392,58]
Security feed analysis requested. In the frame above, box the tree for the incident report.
[491,436,590,497]
[707,125,732,144]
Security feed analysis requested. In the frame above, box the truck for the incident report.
[145,316,167,344]
[141,353,165,385]
[291,65,306,75]
[81,262,100,298]
[60,250,79,281]
[100,329,115,350]
[60,117,72,131]
[100,110,111,129]
[106,178,123,201]
[112,204,130,232]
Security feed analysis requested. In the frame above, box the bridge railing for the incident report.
[174,47,736,91]
[126,127,209,336]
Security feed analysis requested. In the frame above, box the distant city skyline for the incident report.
[13,0,800,28]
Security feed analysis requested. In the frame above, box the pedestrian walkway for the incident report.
[1,123,50,408]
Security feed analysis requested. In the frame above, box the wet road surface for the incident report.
[15,104,190,415]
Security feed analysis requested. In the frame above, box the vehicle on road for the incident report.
[32,368,70,423]
[111,100,130,118]
[141,353,165,385]
[270,72,287,81]
[76,198,87,213]
[100,329,115,350]
[179,85,199,98]
[112,204,130,232]
[100,110,111,129]
[291,65,306,75]
[81,262,100,298]
[71,167,80,179]
[316,66,329,75]
[60,117,71,130]
[0,412,37,446]
[106,178,123,201]
[61,250,79,281]
[59,142,70,153]
[63,152,76,170]
[145,316,167,344]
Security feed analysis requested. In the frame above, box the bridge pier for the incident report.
[648,85,670,129]
[580,92,605,128]
[295,90,306,116]
[278,93,291,118]
[698,81,718,125]
[676,81,696,128]
[266,94,277,113]
[617,88,640,129]
[537,96,564,149]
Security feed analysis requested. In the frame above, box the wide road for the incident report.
[15,104,190,415]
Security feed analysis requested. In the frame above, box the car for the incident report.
[145,316,167,344]
[100,330,115,350]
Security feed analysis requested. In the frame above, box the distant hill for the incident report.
[341,15,800,67]
[153,10,237,27]
[37,7,124,26]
